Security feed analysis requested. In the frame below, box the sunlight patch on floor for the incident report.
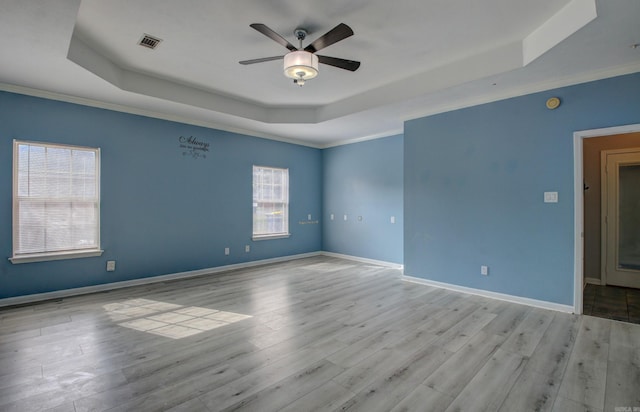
[102,298,252,339]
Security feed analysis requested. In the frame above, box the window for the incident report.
[252,165,289,240]
[11,140,102,263]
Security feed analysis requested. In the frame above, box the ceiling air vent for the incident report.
[138,34,162,49]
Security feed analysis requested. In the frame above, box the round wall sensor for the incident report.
[546,97,561,110]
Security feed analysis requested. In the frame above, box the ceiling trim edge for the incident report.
[2,64,637,151]
[320,128,405,149]
[0,82,322,149]
[401,62,640,125]
[523,0,597,65]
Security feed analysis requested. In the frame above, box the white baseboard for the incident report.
[0,252,573,314]
[402,274,574,313]
[585,277,601,285]
[0,252,322,308]
[320,251,404,270]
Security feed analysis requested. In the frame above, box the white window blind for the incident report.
[252,166,289,239]
[12,140,101,262]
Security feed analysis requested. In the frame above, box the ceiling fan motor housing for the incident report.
[284,51,319,80]
[294,29,308,41]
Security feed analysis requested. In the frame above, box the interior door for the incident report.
[603,149,640,288]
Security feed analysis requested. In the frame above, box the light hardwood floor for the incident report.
[0,256,639,411]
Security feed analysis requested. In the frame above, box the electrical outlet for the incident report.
[106,260,116,272]
[245,245,250,253]
[224,247,230,256]
[390,216,396,224]
[344,214,348,221]
[481,265,489,276]
[330,214,334,220]
[308,214,312,220]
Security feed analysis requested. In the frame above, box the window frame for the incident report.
[10,140,103,264]
[252,165,290,241]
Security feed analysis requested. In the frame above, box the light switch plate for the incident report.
[544,192,558,203]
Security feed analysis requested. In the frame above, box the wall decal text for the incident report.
[179,135,210,159]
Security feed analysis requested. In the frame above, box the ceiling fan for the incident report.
[239,23,360,86]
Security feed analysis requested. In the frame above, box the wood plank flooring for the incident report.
[0,256,638,411]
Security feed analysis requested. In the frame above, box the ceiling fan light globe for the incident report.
[284,51,318,80]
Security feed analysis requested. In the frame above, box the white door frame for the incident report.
[573,123,640,314]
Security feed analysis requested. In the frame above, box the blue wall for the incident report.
[322,135,403,264]
[404,72,640,305]
[0,92,322,299]
[3,72,639,303]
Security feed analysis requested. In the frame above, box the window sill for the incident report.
[252,233,291,241]
[9,249,104,264]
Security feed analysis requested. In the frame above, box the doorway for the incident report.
[602,149,640,288]
[576,126,640,323]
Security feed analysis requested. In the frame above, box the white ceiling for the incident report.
[1,0,639,147]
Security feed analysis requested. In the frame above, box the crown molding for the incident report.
[0,82,322,148]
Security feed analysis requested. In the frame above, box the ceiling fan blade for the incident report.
[250,24,297,51]
[317,55,360,71]
[239,56,284,65]
[304,23,354,53]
